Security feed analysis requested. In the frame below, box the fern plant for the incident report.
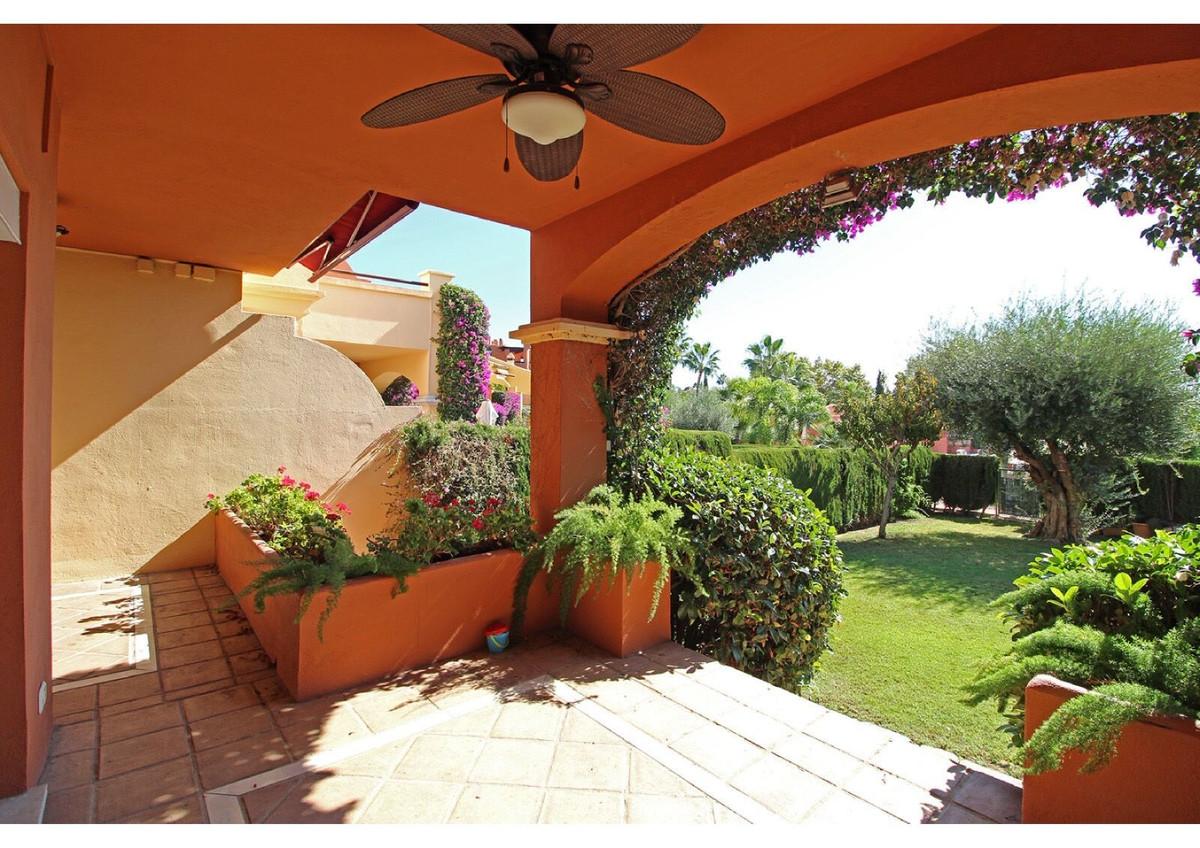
[512,485,693,633]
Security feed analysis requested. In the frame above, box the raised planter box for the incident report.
[566,564,671,658]
[215,509,560,700]
[1023,674,1200,823]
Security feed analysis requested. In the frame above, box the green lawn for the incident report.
[803,515,1050,775]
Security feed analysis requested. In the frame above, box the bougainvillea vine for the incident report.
[606,113,1200,491]
[435,282,492,421]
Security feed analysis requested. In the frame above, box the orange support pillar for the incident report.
[0,26,59,796]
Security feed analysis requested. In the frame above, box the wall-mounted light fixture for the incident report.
[821,171,859,209]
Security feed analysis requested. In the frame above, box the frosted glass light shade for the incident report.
[503,90,586,146]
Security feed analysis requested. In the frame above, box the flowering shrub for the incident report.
[395,492,536,564]
[206,466,351,559]
[387,418,529,510]
[492,390,521,424]
[381,375,419,406]
[436,283,491,421]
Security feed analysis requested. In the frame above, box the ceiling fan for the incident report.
[361,24,725,184]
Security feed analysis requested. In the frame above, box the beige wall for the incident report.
[51,249,420,581]
[357,351,430,393]
[298,276,432,350]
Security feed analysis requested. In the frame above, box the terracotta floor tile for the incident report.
[53,686,97,717]
[241,777,300,822]
[155,611,212,633]
[50,719,97,756]
[195,729,292,790]
[117,793,205,824]
[99,693,163,717]
[156,624,219,650]
[151,589,204,608]
[160,657,230,692]
[97,671,163,705]
[100,701,183,744]
[40,748,97,791]
[158,640,224,670]
[181,683,261,723]
[188,704,276,751]
[215,619,254,639]
[43,783,95,823]
[227,650,272,677]
[253,676,290,704]
[219,633,261,656]
[359,780,461,824]
[55,708,97,727]
[98,725,191,778]
[146,570,197,586]
[264,773,381,823]
[449,783,544,823]
[95,756,198,822]
[235,667,279,685]
[205,594,238,613]
[163,677,234,702]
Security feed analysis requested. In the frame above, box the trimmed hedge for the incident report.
[664,428,733,458]
[925,454,1000,512]
[728,444,933,531]
[1134,460,1200,524]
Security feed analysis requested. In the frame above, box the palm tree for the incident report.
[743,334,786,379]
[682,341,722,390]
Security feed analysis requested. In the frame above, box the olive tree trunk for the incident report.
[1015,440,1083,543]
[877,451,899,540]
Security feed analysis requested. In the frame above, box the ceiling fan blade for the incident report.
[514,131,584,182]
[584,70,724,145]
[549,25,701,72]
[362,74,510,129]
[424,24,538,62]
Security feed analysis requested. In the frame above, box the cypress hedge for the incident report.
[664,428,734,458]
[925,454,1000,512]
[1134,460,1200,523]
[728,444,933,530]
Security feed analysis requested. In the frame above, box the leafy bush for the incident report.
[730,444,931,530]
[665,388,735,434]
[663,429,733,457]
[968,527,1200,773]
[381,375,419,406]
[1133,460,1200,524]
[388,418,530,509]
[396,492,536,564]
[435,283,491,421]
[926,454,1000,512]
[640,449,844,689]
[513,485,692,629]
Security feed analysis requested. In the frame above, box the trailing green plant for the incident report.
[513,485,691,630]
[968,527,1200,774]
[435,282,491,421]
[663,428,733,458]
[639,449,844,689]
[926,454,1000,512]
[387,418,530,508]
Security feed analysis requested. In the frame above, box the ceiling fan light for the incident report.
[503,89,586,146]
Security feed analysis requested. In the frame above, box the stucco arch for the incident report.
[530,27,1200,322]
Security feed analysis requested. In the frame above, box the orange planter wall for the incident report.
[215,510,560,700]
[1023,674,1200,823]
[566,564,671,658]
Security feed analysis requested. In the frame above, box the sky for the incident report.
[349,184,1200,385]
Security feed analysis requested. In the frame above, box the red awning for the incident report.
[293,190,418,281]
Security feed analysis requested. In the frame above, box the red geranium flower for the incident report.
[471,518,485,531]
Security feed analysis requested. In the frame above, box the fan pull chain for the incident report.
[574,159,580,190]
[502,102,510,173]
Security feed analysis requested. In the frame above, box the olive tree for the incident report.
[917,293,1196,542]
[839,369,944,539]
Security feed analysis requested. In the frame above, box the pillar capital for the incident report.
[510,318,632,346]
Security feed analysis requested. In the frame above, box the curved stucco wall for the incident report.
[51,249,419,580]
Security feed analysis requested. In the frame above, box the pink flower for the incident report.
[336,502,351,514]
[280,475,296,487]
[471,518,485,531]
[305,490,320,501]
[1183,329,1196,341]
[206,493,216,501]
[299,481,311,491]
[1193,279,1200,296]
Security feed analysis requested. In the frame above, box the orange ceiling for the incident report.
[46,24,989,274]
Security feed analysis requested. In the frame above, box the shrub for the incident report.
[381,375,419,406]
[665,388,735,434]
[926,454,1000,512]
[397,492,536,564]
[435,283,491,421]
[1133,460,1200,524]
[640,449,844,689]
[513,485,693,630]
[388,418,530,510]
[729,445,931,530]
[663,428,733,457]
[967,528,1200,773]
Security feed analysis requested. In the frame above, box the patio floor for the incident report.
[41,566,1021,824]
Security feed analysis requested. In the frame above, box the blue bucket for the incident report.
[485,628,510,654]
